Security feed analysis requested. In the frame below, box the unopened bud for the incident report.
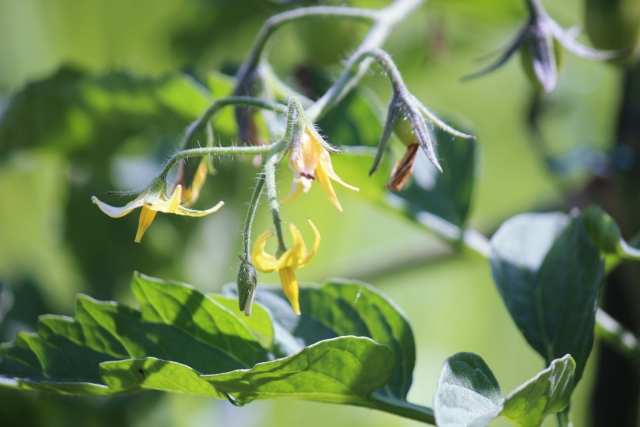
[519,29,563,93]
[237,260,257,316]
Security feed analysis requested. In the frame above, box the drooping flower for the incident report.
[281,130,358,212]
[251,219,320,315]
[92,179,224,243]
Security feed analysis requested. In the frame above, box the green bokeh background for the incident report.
[0,0,620,426]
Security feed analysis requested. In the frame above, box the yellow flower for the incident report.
[281,130,358,212]
[252,219,320,315]
[92,183,224,243]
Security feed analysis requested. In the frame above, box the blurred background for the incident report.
[0,0,627,426]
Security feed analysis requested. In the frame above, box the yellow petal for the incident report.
[276,223,308,267]
[315,162,343,211]
[297,219,320,268]
[174,201,225,217]
[135,207,158,243]
[181,161,209,207]
[281,178,303,205]
[278,266,301,315]
[92,195,144,218]
[319,152,359,192]
[251,229,278,272]
[149,185,182,213]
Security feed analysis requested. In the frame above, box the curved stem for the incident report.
[264,145,288,257]
[363,395,435,425]
[306,0,425,121]
[159,144,277,180]
[179,96,286,151]
[234,6,379,92]
[241,173,266,262]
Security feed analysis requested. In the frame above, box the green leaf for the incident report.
[0,67,212,156]
[490,211,604,382]
[202,337,395,406]
[100,358,224,398]
[433,352,504,427]
[501,355,575,427]
[318,88,385,148]
[210,295,274,351]
[225,279,415,401]
[0,274,262,394]
[0,274,416,417]
[581,205,640,260]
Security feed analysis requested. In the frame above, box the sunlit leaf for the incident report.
[433,352,504,427]
[203,337,395,406]
[501,355,575,427]
[224,279,415,401]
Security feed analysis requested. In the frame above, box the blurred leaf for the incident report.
[206,71,238,138]
[335,118,478,230]
[319,88,385,148]
[490,211,604,382]
[203,337,395,406]
[224,279,415,401]
[582,205,640,260]
[433,352,504,427]
[0,67,212,156]
[501,355,575,427]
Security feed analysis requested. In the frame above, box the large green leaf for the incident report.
[0,67,213,156]
[490,211,604,381]
[202,337,394,406]
[0,274,420,418]
[433,352,504,427]
[224,279,415,401]
[501,355,575,427]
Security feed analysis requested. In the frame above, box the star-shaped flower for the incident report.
[251,219,320,315]
[281,130,358,212]
[92,179,223,242]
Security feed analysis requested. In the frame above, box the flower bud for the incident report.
[237,260,258,316]
[519,30,564,93]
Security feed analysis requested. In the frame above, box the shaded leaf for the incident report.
[490,211,604,381]
[433,352,504,427]
[582,205,640,260]
[501,355,575,427]
[0,67,212,156]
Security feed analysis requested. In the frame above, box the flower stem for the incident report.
[234,6,379,94]
[264,145,288,257]
[241,173,266,262]
[159,144,277,181]
[178,96,286,151]
[363,395,435,425]
[307,0,425,121]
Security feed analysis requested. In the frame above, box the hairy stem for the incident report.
[159,144,277,180]
[241,174,266,262]
[235,6,379,88]
[179,96,286,151]
[264,145,288,257]
[307,0,425,121]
